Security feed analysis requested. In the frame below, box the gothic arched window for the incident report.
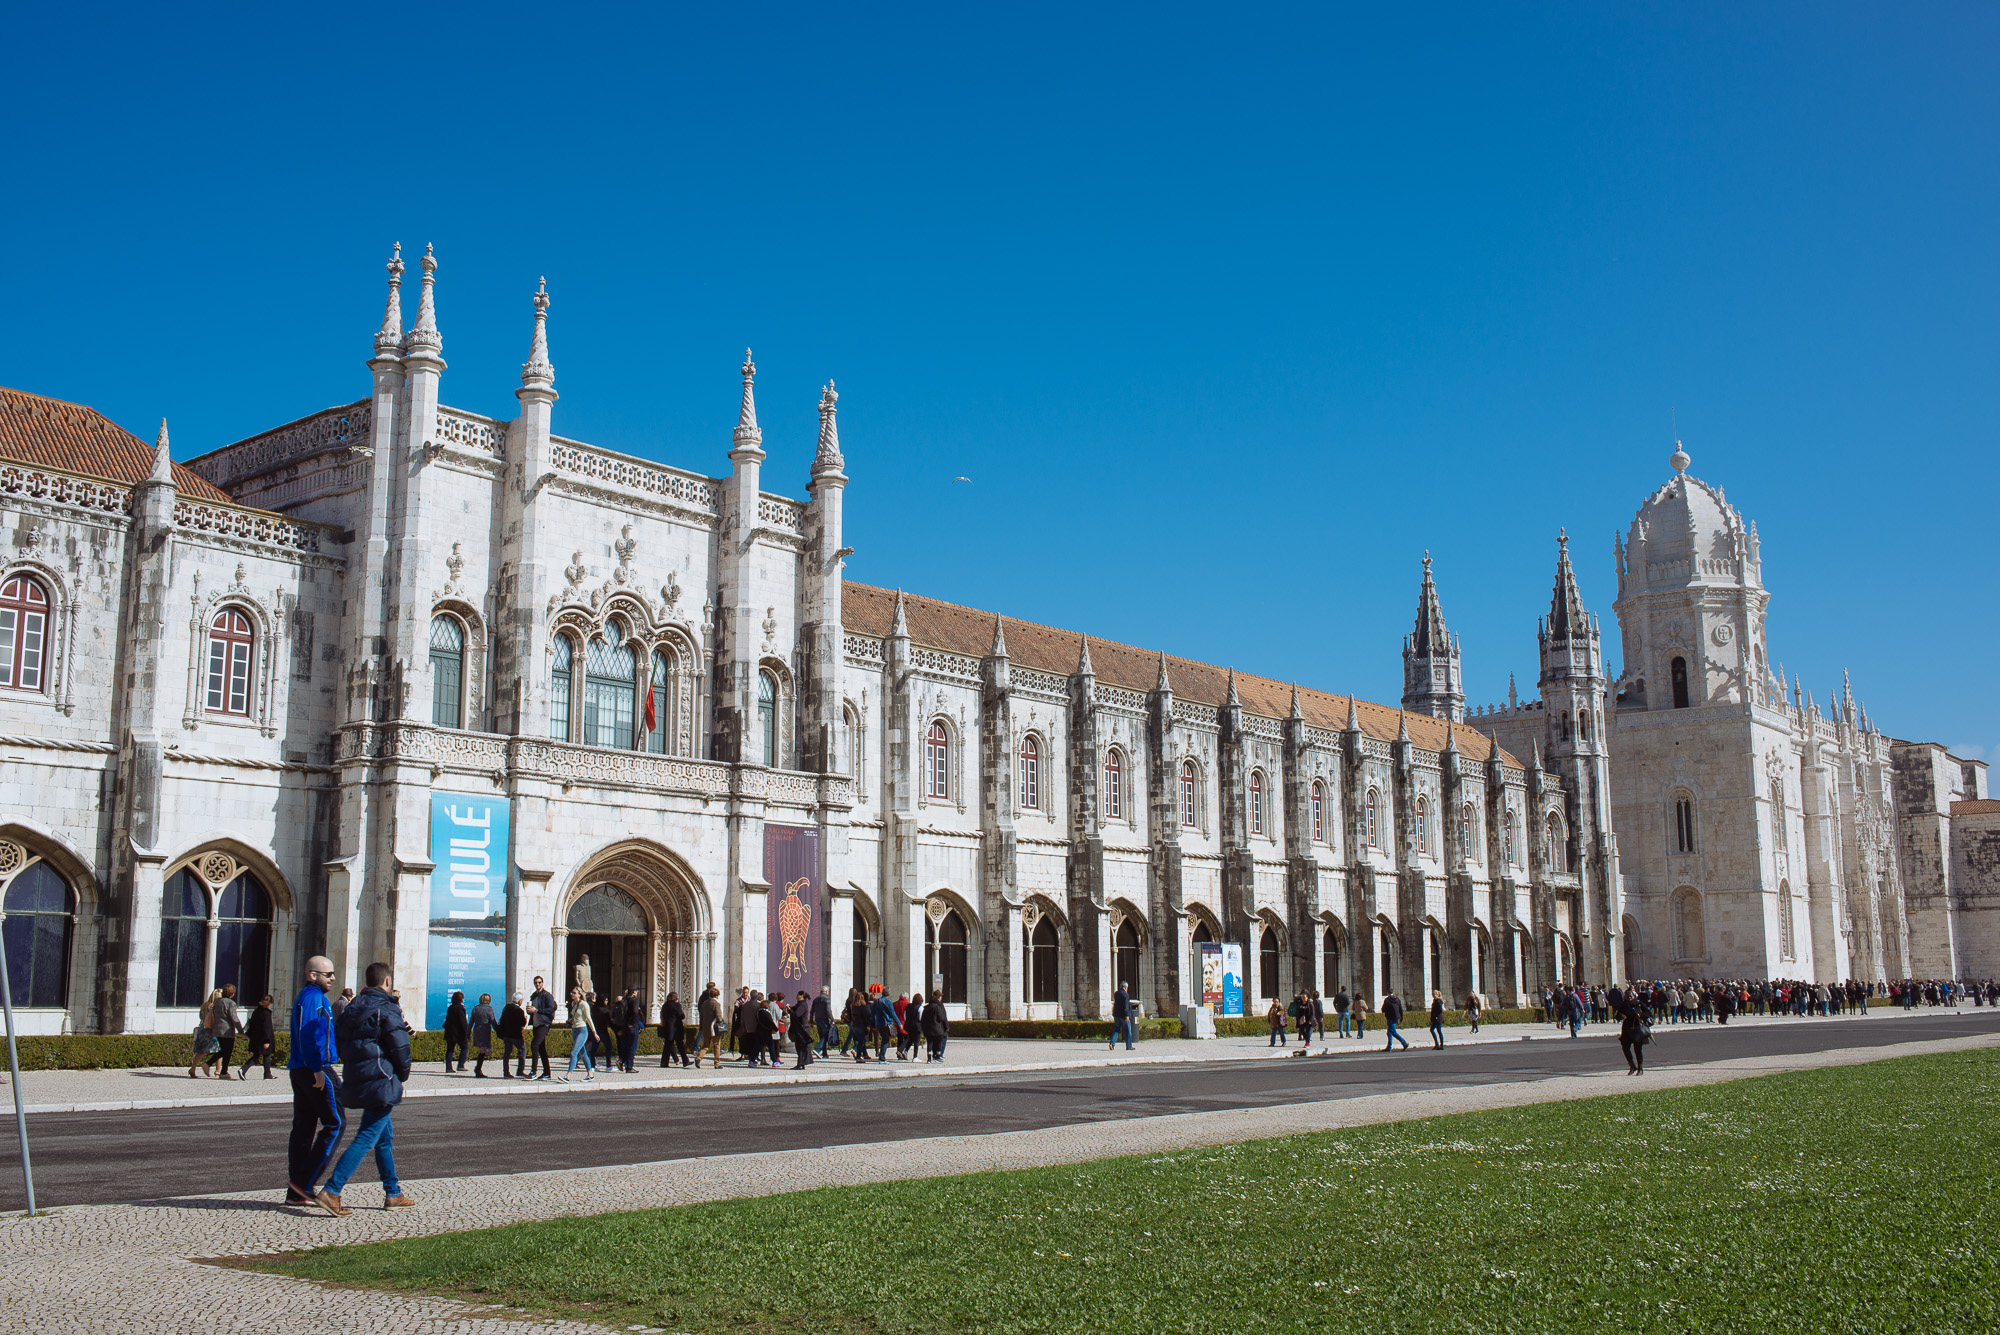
[1020,736,1040,810]
[645,651,671,754]
[206,608,254,716]
[1366,788,1379,848]
[1545,813,1567,873]
[758,669,778,767]
[1321,926,1339,994]
[0,574,50,693]
[1104,749,1123,821]
[1416,795,1430,855]
[926,909,968,1004]
[1258,926,1281,1000]
[1028,916,1059,1003]
[2,861,73,1008]
[1671,656,1690,709]
[1778,880,1796,959]
[927,721,950,799]
[429,614,464,729]
[1310,781,1325,843]
[583,623,637,749]
[1673,793,1697,855]
[1249,770,1265,836]
[1116,918,1141,996]
[1461,802,1475,857]
[549,633,573,742]
[1180,761,1198,827]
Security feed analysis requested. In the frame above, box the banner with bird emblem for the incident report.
[764,823,821,990]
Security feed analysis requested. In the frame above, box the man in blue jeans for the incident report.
[1110,984,1137,1050]
[812,986,835,1056]
[285,955,342,1204]
[1380,988,1410,1051]
[316,962,414,1216]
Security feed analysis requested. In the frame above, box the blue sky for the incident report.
[5,5,1994,759]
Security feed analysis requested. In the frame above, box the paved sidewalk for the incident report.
[2,1004,1981,1114]
[0,1025,1989,1335]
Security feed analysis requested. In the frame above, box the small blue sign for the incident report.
[426,792,510,1025]
[1221,942,1245,1018]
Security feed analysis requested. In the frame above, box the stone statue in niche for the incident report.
[573,954,594,998]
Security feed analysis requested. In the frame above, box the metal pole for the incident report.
[0,925,38,1216]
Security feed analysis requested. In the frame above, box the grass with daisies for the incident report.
[247,1045,2000,1334]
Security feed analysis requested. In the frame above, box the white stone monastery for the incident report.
[1,246,1993,1035]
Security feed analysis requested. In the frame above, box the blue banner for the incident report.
[427,792,510,1025]
[1221,942,1244,1017]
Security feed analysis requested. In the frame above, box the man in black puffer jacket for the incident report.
[314,962,414,1216]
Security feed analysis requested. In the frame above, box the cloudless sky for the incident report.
[4,5,1994,759]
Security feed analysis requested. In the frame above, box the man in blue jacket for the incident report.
[315,962,414,1216]
[1110,984,1137,1051]
[285,955,342,1205]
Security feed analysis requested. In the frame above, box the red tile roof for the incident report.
[843,582,1517,764]
[0,385,234,503]
[1952,799,2000,817]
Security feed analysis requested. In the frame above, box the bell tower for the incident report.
[1401,552,1465,722]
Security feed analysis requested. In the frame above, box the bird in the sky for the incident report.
[952,476,973,483]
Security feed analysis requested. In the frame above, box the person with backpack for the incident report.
[315,961,414,1215]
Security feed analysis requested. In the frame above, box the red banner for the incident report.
[764,823,821,995]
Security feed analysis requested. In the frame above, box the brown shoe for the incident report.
[383,1194,416,1209]
[314,1188,350,1218]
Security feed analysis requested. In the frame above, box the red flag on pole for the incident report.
[641,683,656,739]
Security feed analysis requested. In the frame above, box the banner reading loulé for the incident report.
[764,823,821,995]
[427,792,510,1025]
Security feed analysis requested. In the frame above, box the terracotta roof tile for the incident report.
[843,582,1517,764]
[1951,799,2000,817]
[0,385,234,503]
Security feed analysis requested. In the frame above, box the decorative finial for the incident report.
[519,276,554,390]
[1289,684,1303,720]
[405,243,441,357]
[1670,439,1690,475]
[1226,669,1240,707]
[1422,549,1431,574]
[732,349,762,454]
[1445,721,1459,752]
[1346,695,1360,731]
[989,614,1008,658]
[1558,527,1568,548]
[373,243,405,356]
[149,419,173,484]
[1155,652,1172,692]
[889,588,908,638]
[815,379,843,471]
[1397,709,1410,743]
[1076,637,1094,676]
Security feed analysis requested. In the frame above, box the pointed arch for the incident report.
[559,838,714,1007]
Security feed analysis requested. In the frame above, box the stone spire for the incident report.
[404,244,441,357]
[1226,669,1240,707]
[1290,684,1303,720]
[1531,734,1543,770]
[148,420,173,484]
[1402,550,1465,721]
[1397,709,1410,743]
[1445,720,1459,753]
[1345,695,1360,732]
[1155,652,1172,692]
[519,277,554,391]
[1548,529,1591,640]
[815,380,844,472]
[889,588,908,639]
[373,243,405,356]
[1076,637,1094,676]
[1842,669,1856,721]
[732,350,762,456]
[1410,552,1450,657]
[989,614,1008,658]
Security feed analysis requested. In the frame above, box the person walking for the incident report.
[618,988,642,1073]
[843,989,870,1063]
[1352,992,1369,1040]
[921,988,950,1061]
[497,993,527,1078]
[1428,990,1447,1049]
[659,990,689,1068]
[1619,999,1652,1075]
[468,993,497,1077]
[331,987,354,1019]
[897,989,923,1061]
[812,986,835,1057]
[205,984,241,1079]
[790,990,815,1068]
[285,956,342,1206]
[1464,991,1482,1035]
[869,989,897,1063]
[1295,992,1314,1048]
[590,991,615,1070]
[1111,984,1137,1051]
[1334,986,1352,1038]
[442,990,469,1074]
[527,976,557,1080]
[561,987,598,1082]
[698,983,726,1068]
[1381,989,1410,1051]
[1311,990,1326,1041]
[1266,998,1287,1047]
[749,991,782,1068]
[315,961,414,1216]
[239,994,277,1079]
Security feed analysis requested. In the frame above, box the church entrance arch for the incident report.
[556,841,710,1013]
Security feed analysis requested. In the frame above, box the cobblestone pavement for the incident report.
[0,1026,1991,1335]
[7,1005,1976,1114]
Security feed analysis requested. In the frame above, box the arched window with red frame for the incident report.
[1180,760,1198,827]
[1248,770,1265,836]
[1020,735,1040,809]
[1310,781,1325,844]
[206,607,254,716]
[926,721,950,799]
[0,575,50,692]
[1104,749,1123,821]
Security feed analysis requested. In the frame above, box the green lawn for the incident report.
[250,1047,2000,1334]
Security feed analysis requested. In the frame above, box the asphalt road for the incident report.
[7,1011,1994,1210]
